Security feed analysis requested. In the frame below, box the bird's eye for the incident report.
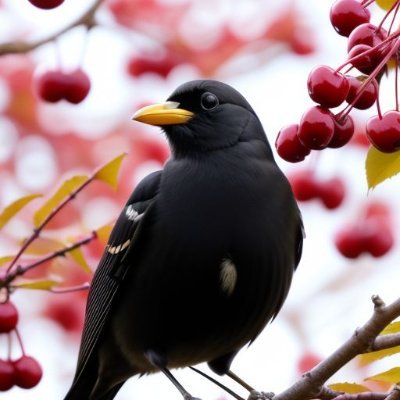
[201,92,219,110]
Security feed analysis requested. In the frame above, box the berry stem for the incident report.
[7,333,12,360]
[6,176,95,275]
[362,0,375,7]
[49,282,91,294]
[376,83,383,119]
[15,328,25,356]
[396,55,399,111]
[1,231,97,292]
[387,1,400,35]
[377,0,400,31]
[338,38,400,120]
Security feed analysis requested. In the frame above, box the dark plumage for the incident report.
[64,80,303,400]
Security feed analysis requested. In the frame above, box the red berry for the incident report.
[347,23,387,52]
[35,69,91,104]
[366,111,400,153]
[127,54,178,78]
[335,225,365,258]
[297,352,322,374]
[307,65,350,108]
[365,201,391,220]
[330,0,370,37]
[0,301,18,333]
[346,75,378,109]
[27,0,64,9]
[298,106,335,150]
[288,170,319,202]
[0,359,15,391]
[275,124,311,162]
[319,177,346,209]
[13,356,43,389]
[328,114,355,148]
[347,44,376,74]
[363,219,394,258]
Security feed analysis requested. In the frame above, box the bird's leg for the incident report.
[145,350,201,400]
[189,366,244,400]
[227,371,274,400]
[226,370,255,392]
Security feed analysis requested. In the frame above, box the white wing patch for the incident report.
[107,239,131,255]
[126,205,139,221]
[220,258,237,295]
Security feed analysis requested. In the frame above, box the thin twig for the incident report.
[0,0,106,56]
[267,295,400,400]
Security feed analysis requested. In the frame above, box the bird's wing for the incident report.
[71,170,162,385]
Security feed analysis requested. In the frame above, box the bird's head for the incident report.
[132,80,272,157]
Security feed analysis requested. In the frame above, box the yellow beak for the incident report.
[132,101,194,126]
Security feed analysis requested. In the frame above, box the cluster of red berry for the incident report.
[0,301,42,391]
[289,170,346,210]
[276,0,400,161]
[335,200,394,258]
[34,69,91,104]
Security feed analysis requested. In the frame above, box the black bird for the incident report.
[64,80,303,400]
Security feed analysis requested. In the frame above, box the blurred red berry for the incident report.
[0,301,18,333]
[27,0,64,9]
[297,352,322,374]
[319,177,346,209]
[0,359,15,391]
[13,356,43,389]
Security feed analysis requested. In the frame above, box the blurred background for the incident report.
[0,0,400,398]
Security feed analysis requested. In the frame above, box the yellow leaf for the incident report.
[366,367,400,384]
[0,194,42,229]
[376,0,397,10]
[0,256,14,267]
[13,279,59,290]
[68,248,91,273]
[365,147,400,190]
[381,321,400,335]
[33,175,88,228]
[24,237,64,256]
[328,382,370,394]
[359,346,400,365]
[94,153,126,190]
[96,224,113,245]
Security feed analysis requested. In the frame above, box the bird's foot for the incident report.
[183,395,202,400]
[248,390,274,400]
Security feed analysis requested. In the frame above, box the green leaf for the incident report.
[359,346,400,365]
[0,194,42,229]
[68,248,91,273]
[13,279,59,290]
[366,367,400,384]
[94,153,126,190]
[328,382,370,394]
[365,147,400,189]
[33,175,88,228]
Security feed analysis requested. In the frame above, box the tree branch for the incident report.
[265,295,400,400]
[0,0,106,56]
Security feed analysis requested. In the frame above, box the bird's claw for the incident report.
[248,390,274,400]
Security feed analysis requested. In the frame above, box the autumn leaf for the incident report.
[328,382,370,394]
[381,321,400,335]
[0,194,42,230]
[68,247,92,273]
[24,237,64,256]
[33,175,88,228]
[13,279,60,290]
[366,367,400,384]
[96,224,113,245]
[0,256,14,267]
[359,346,400,365]
[365,147,400,189]
[94,153,126,190]
[375,0,397,11]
